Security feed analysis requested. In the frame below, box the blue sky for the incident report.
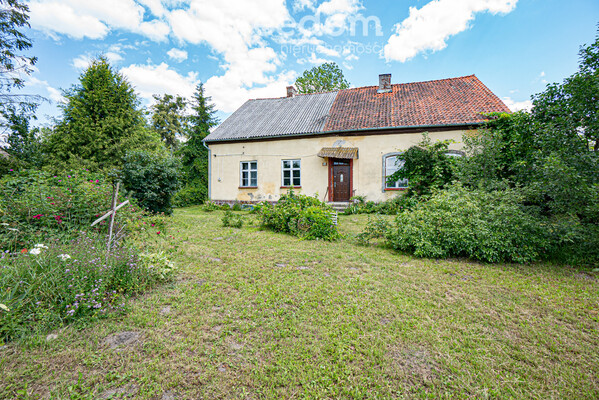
[21,0,599,125]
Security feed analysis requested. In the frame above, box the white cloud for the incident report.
[206,70,298,113]
[29,0,169,41]
[72,51,123,71]
[29,2,108,39]
[72,55,93,70]
[293,0,317,12]
[25,77,65,103]
[316,44,340,57]
[120,62,199,101]
[317,0,361,15]
[297,52,331,65]
[168,0,294,112]
[167,48,188,62]
[502,97,532,112]
[384,0,518,62]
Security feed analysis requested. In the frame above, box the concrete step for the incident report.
[328,202,351,211]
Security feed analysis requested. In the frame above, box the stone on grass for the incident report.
[104,331,141,349]
[160,306,171,315]
[98,384,138,399]
[46,333,58,342]
[161,390,177,400]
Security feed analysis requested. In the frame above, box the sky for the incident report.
[19,0,599,126]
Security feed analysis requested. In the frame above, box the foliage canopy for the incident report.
[294,62,350,94]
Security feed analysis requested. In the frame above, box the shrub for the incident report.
[0,170,141,251]
[121,150,181,215]
[260,192,339,240]
[344,194,419,215]
[202,201,220,212]
[383,186,549,264]
[222,210,244,228]
[172,183,207,208]
[0,233,171,343]
[139,251,177,281]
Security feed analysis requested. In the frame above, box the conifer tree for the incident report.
[46,57,162,171]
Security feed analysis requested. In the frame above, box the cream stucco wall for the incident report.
[207,130,470,203]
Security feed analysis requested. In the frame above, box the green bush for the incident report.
[344,194,419,215]
[383,186,549,263]
[121,151,181,215]
[222,210,244,228]
[260,192,339,240]
[0,233,171,343]
[202,201,220,212]
[172,183,207,208]
[0,170,141,251]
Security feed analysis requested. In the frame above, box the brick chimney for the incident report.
[377,73,392,93]
[286,86,297,98]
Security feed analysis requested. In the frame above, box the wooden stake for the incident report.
[107,182,119,251]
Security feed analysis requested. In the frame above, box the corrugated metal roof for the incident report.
[204,75,510,143]
[317,147,359,159]
[204,91,338,142]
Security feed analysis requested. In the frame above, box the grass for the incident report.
[1,208,598,399]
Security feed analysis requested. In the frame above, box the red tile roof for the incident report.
[323,75,510,132]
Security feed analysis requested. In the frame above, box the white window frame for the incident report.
[382,152,409,190]
[281,159,301,187]
[240,161,258,188]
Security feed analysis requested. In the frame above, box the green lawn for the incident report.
[1,208,598,399]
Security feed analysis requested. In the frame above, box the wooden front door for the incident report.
[331,159,351,201]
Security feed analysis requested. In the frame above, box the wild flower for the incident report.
[32,214,43,219]
[29,248,41,255]
[34,244,48,249]
[58,254,71,261]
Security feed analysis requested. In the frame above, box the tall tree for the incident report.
[151,93,187,151]
[175,83,218,205]
[294,62,350,94]
[1,104,41,167]
[0,0,39,143]
[532,27,599,151]
[45,57,162,171]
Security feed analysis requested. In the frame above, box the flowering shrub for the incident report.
[0,170,142,251]
[259,192,339,241]
[139,251,177,281]
[0,234,165,343]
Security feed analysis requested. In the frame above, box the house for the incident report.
[203,74,510,205]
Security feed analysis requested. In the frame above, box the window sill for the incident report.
[281,186,301,189]
[239,186,258,189]
[385,188,408,191]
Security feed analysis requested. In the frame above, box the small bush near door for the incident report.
[259,192,339,241]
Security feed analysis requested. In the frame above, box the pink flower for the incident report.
[95,179,99,183]
[151,223,155,227]
[156,231,161,235]
[33,214,43,219]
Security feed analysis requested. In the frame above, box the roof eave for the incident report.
[202,122,484,144]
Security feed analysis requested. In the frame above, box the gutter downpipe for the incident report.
[202,140,211,200]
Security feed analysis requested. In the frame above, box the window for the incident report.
[281,159,301,187]
[240,161,257,187]
[383,154,408,190]
[445,150,465,158]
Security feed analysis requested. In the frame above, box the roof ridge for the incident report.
[250,75,479,101]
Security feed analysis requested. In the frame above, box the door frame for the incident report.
[328,158,353,202]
